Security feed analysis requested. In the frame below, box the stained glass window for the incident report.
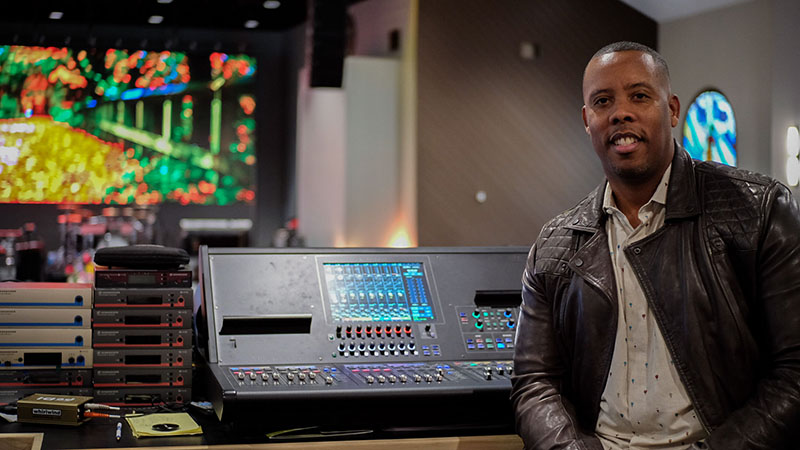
[682,90,736,166]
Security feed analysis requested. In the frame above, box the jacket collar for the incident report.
[566,141,699,232]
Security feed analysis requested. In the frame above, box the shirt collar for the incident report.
[602,163,673,213]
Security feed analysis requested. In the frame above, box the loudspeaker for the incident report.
[310,0,346,88]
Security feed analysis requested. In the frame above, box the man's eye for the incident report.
[594,98,609,105]
[634,93,648,100]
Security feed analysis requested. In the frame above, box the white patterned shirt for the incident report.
[595,164,708,449]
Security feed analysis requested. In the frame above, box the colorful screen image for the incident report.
[323,262,435,322]
[0,45,256,204]
[682,90,736,166]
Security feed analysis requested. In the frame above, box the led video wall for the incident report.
[0,45,257,204]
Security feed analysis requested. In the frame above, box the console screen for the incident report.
[323,262,434,322]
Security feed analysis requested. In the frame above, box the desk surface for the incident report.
[1,411,523,450]
[72,435,523,450]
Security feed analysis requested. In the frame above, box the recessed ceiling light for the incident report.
[148,15,164,24]
[244,20,260,29]
[263,1,281,9]
[49,11,63,20]
[157,0,173,3]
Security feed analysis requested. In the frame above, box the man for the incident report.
[510,41,800,449]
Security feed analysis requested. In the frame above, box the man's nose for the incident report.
[610,101,635,124]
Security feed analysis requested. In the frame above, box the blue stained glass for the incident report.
[682,90,737,166]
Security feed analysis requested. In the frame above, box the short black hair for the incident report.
[588,41,670,81]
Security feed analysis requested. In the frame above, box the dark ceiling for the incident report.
[0,0,309,52]
[4,0,307,30]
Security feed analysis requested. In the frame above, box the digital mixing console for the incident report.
[197,247,527,432]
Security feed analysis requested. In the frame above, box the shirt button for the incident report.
[632,247,642,255]
[574,258,583,267]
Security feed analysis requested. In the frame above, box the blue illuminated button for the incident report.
[467,344,476,350]
[497,343,506,349]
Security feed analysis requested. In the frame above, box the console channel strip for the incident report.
[197,247,526,432]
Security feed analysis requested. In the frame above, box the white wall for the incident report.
[660,0,772,175]
[770,0,800,189]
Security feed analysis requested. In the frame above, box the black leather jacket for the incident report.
[510,147,800,449]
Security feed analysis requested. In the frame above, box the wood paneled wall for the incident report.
[417,0,656,246]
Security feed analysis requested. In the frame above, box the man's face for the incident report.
[581,51,680,184]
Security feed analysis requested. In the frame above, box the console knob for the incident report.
[358,342,366,351]
[377,375,386,384]
[336,325,343,337]
[397,341,406,351]
[497,366,504,375]
[485,372,493,380]
[472,308,481,319]
[504,308,513,318]
[249,372,256,380]
[408,341,416,351]
[325,376,333,385]
[348,342,356,352]
[375,325,383,334]
[399,374,408,383]
[261,372,269,381]
[506,365,514,375]
[378,342,386,351]
[356,325,362,332]
[436,373,444,382]
[309,372,317,380]
[404,324,412,335]
[425,324,432,333]
[346,325,352,332]
[475,319,484,329]
[395,325,402,333]
[366,375,375,384]
[424,374,433,383]
[507,319,516,328]
[298,372,306,381]
[385,327,392,337]
[414,374,422,383]
[368,342,377,351]
[366,325,372,332]
[338,342,346,352]
[287,372,295,381]
[437,368,444,375]
[236,372,245,380]
[387,341,396,351]
[388,375,397,383]
[272,372,280,380]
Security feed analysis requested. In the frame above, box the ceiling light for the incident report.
[49,11,63,20]
[244,20,259,29]
[263,1,281,9]
[148,15,164,24]
[157,0,173,3]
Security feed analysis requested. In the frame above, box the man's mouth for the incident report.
[614,136,638,146]
[610,133,642,151]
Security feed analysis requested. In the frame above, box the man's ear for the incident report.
[582,105,590,134]
[669,94,680,128]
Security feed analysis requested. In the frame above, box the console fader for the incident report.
[197,247,527,432]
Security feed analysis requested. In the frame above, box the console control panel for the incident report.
[199,247,527,425]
